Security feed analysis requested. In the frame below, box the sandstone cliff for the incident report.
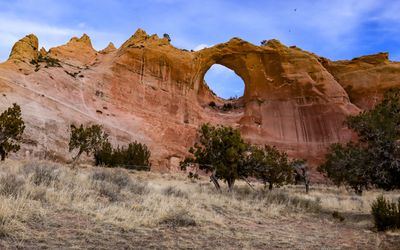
[319,52,400,109]
[0,29,397,177]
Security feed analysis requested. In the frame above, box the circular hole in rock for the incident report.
[204,64,245,100]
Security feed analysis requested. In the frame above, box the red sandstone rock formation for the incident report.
[319,52,400,110]
[0,29,397,176]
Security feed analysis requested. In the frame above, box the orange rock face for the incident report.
[0,29,397,176]
[320,53,400,110]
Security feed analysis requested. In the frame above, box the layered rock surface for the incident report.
[0,29,398,177]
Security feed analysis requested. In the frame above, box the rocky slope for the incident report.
[1,29,399,174]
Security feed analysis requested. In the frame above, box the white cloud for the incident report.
[1,0,399,63]
[193,44,209,51]
[0,15,123,61]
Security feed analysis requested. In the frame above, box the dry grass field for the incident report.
[0,160,399,249]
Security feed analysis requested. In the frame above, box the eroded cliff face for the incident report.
[320,52,400,110]
[0,29,397,176]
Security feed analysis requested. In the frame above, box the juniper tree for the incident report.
[245,145,294,190]
[0,103,25,160]
[69,124,108,162]
[180,124,248,192]
[319,88,400,193]
[318,143,370,195]
[292,159,310,193]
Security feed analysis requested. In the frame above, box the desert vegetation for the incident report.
[94,141,151,170]
[181,124,305,192]
[371,195,400,231]
[69,124,151,170]
[208,101,241,111]
[0,89,399,248]
[30,54,62,72]
[318,88,400,232]
[0,103,25,161]
[319,88,400,194]
[0,160,399,249]
[69,124,109,162]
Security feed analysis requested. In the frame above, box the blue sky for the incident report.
[1,0,400,98]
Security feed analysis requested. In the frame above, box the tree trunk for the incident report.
[304,170,310,194]
[305,181,310,194]
[0,147,5,161]
[300,168,310,194]
[210,170,221,191]
[73,149,83,163]
[227,178,235,192]
[269,182,273,190]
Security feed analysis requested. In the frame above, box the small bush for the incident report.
[0,103,25,161]
[128,180,149,195]
[90,168,148,196]
[31,55,61,68]
[159,210,196,228]
[96,182,120,202]
[90,169,128,202]
[222,103,234,111]
[163,33,171,42]
[371,195,400,231]
[162,186,188,199]
[28,186,47,202]
[24,163,60,186]
[0,174,25,197]
[332,211,345,222]
[227,95,239,101]
[95,90,104,97]
[208,101,239,111]
[90,168,130,189]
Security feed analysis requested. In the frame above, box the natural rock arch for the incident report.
[189,38,359,156]
[6,29,391,172]
[193,39,257,98]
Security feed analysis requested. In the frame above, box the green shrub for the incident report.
[371,195,400,231]
[69,124,109,162]
[320,88,400,192]
[0,103,25,161]
[208,101,239,111]
[243,145,295,190]
[30,55,61,68]
[94,141,151,171]
[123,142,151,170]
[180,123,248,192]
[222,103,234,111]
[163,33,171,42]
